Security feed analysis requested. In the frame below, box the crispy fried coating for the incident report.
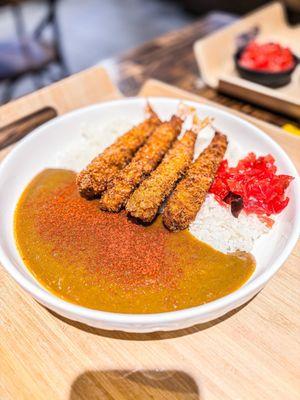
[76,106,161,199]
[126,130,196,223]
[163,132,228,231]
[125,117,211,223]
[99,115,182,212]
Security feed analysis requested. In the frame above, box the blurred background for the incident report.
[0,0,299,104]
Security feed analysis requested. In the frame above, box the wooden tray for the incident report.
[194,2,300,119]
[0,67,299,400]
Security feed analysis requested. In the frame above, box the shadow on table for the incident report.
[49,295,256,341]
[69,369,200,400]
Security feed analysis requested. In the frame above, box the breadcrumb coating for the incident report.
[99,115,182,212]
[163,132,228,231]
[77,105,161,199]
[126,130,196,223]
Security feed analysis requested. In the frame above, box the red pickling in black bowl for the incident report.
[234,41,299,88]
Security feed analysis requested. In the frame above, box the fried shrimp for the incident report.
[99,115,183,212]
[126,117,211,223]
[76,104,161,199]
[163,132,228,231]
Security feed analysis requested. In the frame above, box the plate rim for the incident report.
[0,96,299,327]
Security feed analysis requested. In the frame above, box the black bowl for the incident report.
[234,47,299,88]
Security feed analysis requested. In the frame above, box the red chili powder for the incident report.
[33,173,180,289]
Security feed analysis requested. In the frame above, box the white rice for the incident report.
[56,118,271,253]
[189,194,269,253]
[55,119,136,172]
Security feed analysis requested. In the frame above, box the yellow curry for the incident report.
[14,169,255,313]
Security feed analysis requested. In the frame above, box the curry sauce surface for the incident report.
[14,169,255,313]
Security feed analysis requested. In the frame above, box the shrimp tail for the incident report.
[191,115,213,134]
[176,102,196,120]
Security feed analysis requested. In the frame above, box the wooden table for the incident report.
[0,12,299,400]
[101,11,299,128]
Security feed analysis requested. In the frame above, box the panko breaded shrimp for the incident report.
[77,104,161,199]
[99,115,183,212]
[126,117,211,223]
[163,132,228,231]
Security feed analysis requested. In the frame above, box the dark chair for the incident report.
[0,0,68,103]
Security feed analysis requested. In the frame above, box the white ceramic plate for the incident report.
[0,97,299,333]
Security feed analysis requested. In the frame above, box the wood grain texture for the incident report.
[0,107,57,150]
[101,12,300,129]
[0,73,299,400]
[0,66,121,155]
[194,3,300,119]
[0,66,121,129]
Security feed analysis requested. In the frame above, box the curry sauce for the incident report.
[14,169,255,314]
